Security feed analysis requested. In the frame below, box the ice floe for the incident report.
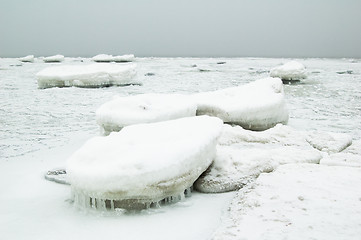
[270,60,307,81]
[212,164,361,240]
[18,55,34,62]
[321,139,361,167]
[36,63,138,89]
[195,124,353,193]
[193,77,289,131]
[96,93,197,135]
[92,54,135,62]
[66,116,223,210]
[43,54,64,63]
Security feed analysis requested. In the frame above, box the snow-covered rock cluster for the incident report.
[36,63,138,89]
[96,77,288,133]
[270,60,307,81]
[92,54,135,62]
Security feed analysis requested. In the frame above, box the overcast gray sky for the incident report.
[1,0,361,58]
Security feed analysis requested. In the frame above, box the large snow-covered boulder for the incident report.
[66,116,223,210]
[92,54,135,62]
[270,60,307,81]
[193,77,289,131]
[36,63,138,89]
[18,55,34,62]
[43,54,64,63]
[96,93,197,135]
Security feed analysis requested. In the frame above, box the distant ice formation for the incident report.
[66,116,223,210]
[270,61,307,81]
[36,63,138,89]
[96,93,197,135]
[193,77,289,131]
[43,54,65,63]
[195,124,352,193]
[18,55,34,62]
[92,54,135,62]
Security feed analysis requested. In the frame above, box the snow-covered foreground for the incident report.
[0,133,234,240]
[212,163,361,240]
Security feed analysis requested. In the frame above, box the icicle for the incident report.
[98,199,106,211]
[110,200,115,211]
[91,197,96,209]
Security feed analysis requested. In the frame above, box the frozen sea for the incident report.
[0,57,361,240]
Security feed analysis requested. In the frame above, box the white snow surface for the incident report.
[321,139,361,167]
[96,93,197,135]
[195,124,327,193]
[67,116,223,203]
[43,54,64,62]
[92,54,135,62]
[211,164,361,240]
[270,60,307,80]
[193,77,289,130]
[18,55,34,62]
[36,63,138,88]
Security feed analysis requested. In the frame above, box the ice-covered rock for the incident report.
[43,54,64,63]
[306,131,352,154]
[36,63,138,89]
[66,116,223,210]
[18,55,34,62]
[212,164,361,240]
[96,93,197,135]
[92,54,135,62]
[195,124,323,193]
[321,139,361,167]
[193,77,289,131]
[270,60,307,81]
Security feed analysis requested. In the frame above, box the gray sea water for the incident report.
[1,57,360,159]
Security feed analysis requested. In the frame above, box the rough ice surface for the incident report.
[66,116,223,209]
[18,55,34,62]
[43,54,64,63]
[321,139,361,167]
[306,131,352,153]
[193,77,289,131]
[211,164,361,240]
[36,63,138,89]
[96,93,197,135]
[270,60,307,81]
[92,54,135,62]
[195,124,325,193]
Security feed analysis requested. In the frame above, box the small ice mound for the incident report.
[92,54,135,62]
[96,93,197,135]
[306,131,352,154]
[36,63,138,89]
[321,140,361,167]
[193,77,289,131]
[270,61,307,81]
[195,124,323,193]
[66,116,223,210]
[18,55,34,62]
[43,54,65,63]
[44,169,69,185]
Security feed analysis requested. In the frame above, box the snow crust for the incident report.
[212,164,361,240]
[96,93,197,135]
[270,60,307,80]
[66,116,223,207]
[92,54,135,62]
[195,124,352,193]
[36,63,138,89]
[43,54,64,63]
[193,77,289,130]
[18,55,34,62]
